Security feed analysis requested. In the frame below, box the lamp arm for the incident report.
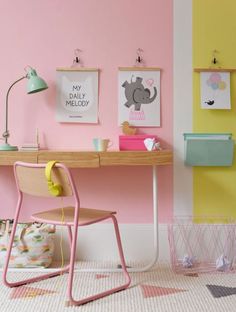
[3,76,26,144]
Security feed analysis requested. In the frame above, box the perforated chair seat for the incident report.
[32,207,116,226]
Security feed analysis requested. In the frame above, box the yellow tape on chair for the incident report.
[45,161,63,197]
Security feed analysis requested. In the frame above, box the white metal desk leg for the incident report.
[126,165,159,272]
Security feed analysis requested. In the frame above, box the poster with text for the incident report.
[118,68,161,126]
[200,71,231,109]
[56,69,99,123]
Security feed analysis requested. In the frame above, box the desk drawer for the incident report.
[38,151,100,168]
[0,151,37,165]
[100,150,173,166]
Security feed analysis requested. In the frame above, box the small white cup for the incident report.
[93,138,112,151]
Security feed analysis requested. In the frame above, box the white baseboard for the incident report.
[54,223,170,263]
[0,224,170,273]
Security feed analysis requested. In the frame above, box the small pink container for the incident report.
[119,135,158,151]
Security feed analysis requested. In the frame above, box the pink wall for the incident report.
[0,0,173,223]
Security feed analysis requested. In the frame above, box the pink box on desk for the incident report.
[119,135,158,151]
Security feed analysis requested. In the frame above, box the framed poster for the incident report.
[56,68,99,123]
[118,67,161,126]
[200,71,231,109]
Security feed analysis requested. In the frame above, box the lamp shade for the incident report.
[0,66,48,152]
[26,67,48,94]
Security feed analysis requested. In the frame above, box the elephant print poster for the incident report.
[118,68,161,126]
[200,71,231,109]
[56,68,99,123]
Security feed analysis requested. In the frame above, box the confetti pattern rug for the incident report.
[1,262,236,312]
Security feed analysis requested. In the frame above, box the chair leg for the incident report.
[3,217,70,288]
[66,216,131,306]
[67,225,73,247]
[110,214,131,283]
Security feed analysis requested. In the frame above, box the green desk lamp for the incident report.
[0,66,48,151]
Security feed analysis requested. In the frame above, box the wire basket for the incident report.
[168,216,236,274]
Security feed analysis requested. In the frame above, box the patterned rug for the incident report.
[1,262,236,312]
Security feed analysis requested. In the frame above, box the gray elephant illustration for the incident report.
[122,77,157,111]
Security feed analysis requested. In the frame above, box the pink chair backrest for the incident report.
[14,161,77,198]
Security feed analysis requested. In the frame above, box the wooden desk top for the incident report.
[0,150,172,168]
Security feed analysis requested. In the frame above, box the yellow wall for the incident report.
[193,0,236,218]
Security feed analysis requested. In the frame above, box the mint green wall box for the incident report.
[183,133,234,166]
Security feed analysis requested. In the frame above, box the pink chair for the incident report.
[3,161,131,306]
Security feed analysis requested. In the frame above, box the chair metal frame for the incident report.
[3,161,131,306]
